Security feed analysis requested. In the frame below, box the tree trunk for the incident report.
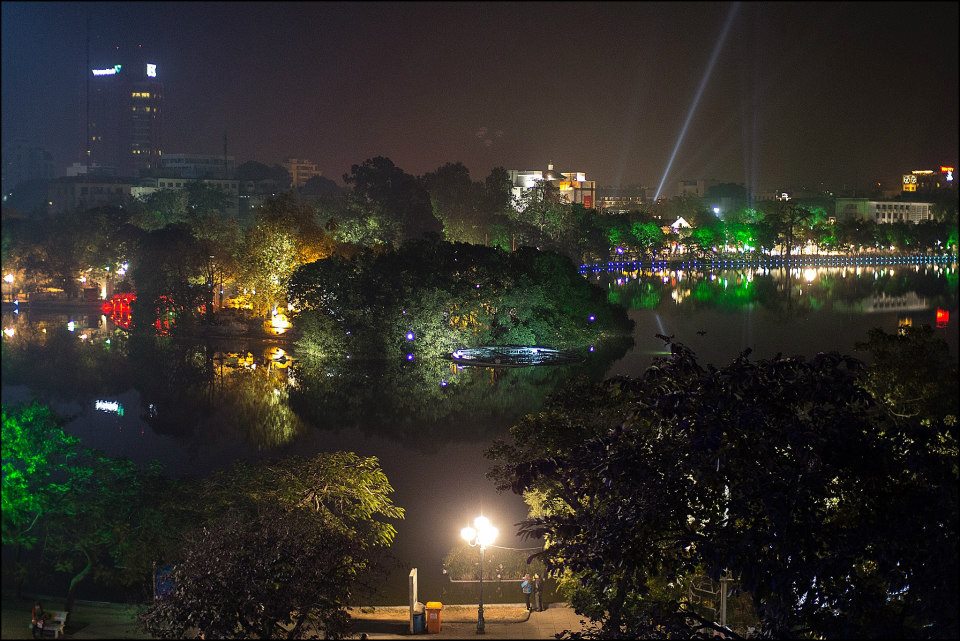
[287,612,309,640]
[260,618,277,639]
[606,578,629,633]
[65,558,93,613]
[15,542,25,599]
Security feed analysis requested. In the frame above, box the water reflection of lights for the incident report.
[803,268,817,283]
[95,400,124,416]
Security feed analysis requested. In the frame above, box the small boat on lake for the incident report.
[446,345,584,368]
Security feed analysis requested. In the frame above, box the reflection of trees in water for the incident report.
[289,337,633,447]
[3,328,305,450]
[599,265,957,316]
[3,317,625,450]
[2,320,132,398]
[204,364,305,449]
[126,338,304,448]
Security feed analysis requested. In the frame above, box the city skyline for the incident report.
[2,1,958,190]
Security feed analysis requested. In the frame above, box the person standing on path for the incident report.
[520,573,533,611]
[533,573,544,612]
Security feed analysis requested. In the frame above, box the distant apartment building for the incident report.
[507,162,596,209]
[283,158,322,187]
[47,176,132,214]
[2,141,54,193]
[161,154,235,179]
[835,198,935,224]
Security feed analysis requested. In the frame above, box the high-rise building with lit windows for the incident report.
[86,57,163,177]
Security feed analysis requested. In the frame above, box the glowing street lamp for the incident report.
[460,515,498,634]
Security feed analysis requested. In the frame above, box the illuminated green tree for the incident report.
[239,220,299,315]
[630,221,665,256]
[3,404,183,610]
[1,404,81,595]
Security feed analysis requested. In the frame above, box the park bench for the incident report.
[29,610,68,639]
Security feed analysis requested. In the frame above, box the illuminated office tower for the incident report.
[87,59,163,177]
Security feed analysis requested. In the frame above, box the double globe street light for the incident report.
[460,516,498,634]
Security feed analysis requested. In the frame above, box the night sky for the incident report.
[2,1,957,190]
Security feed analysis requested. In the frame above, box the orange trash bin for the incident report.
[425,601,443,633]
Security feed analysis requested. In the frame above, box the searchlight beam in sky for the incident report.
[654,3,741,201]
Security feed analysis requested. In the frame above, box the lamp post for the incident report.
[461,516,498,634]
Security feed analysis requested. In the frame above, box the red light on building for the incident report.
[106,292,136,330]
[935,308,949,328]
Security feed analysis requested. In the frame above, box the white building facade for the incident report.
[507,163,596,210]
[835,198,935,224]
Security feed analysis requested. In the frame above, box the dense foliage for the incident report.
[288,237,633,376]
[488,330,958,639]
[2,401,404,635]
[2,155,955,341]
[138,452,404,639]
[2,403,187,610]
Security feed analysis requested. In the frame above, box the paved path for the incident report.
[351,604,588,639]
[2,594,586,639]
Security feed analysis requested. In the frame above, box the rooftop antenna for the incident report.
[85,10,90,173]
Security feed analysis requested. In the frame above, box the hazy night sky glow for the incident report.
[2,1,957,190]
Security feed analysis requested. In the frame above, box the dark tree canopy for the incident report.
[343,156,440,241]
[299,174,342,198]
[488,333,958,639]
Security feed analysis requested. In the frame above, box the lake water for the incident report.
[2,257,957,605]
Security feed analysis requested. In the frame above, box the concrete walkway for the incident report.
[2,594,586,640]
[351,604,588,639]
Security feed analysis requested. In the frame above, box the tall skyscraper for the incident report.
[87,54,163,177]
